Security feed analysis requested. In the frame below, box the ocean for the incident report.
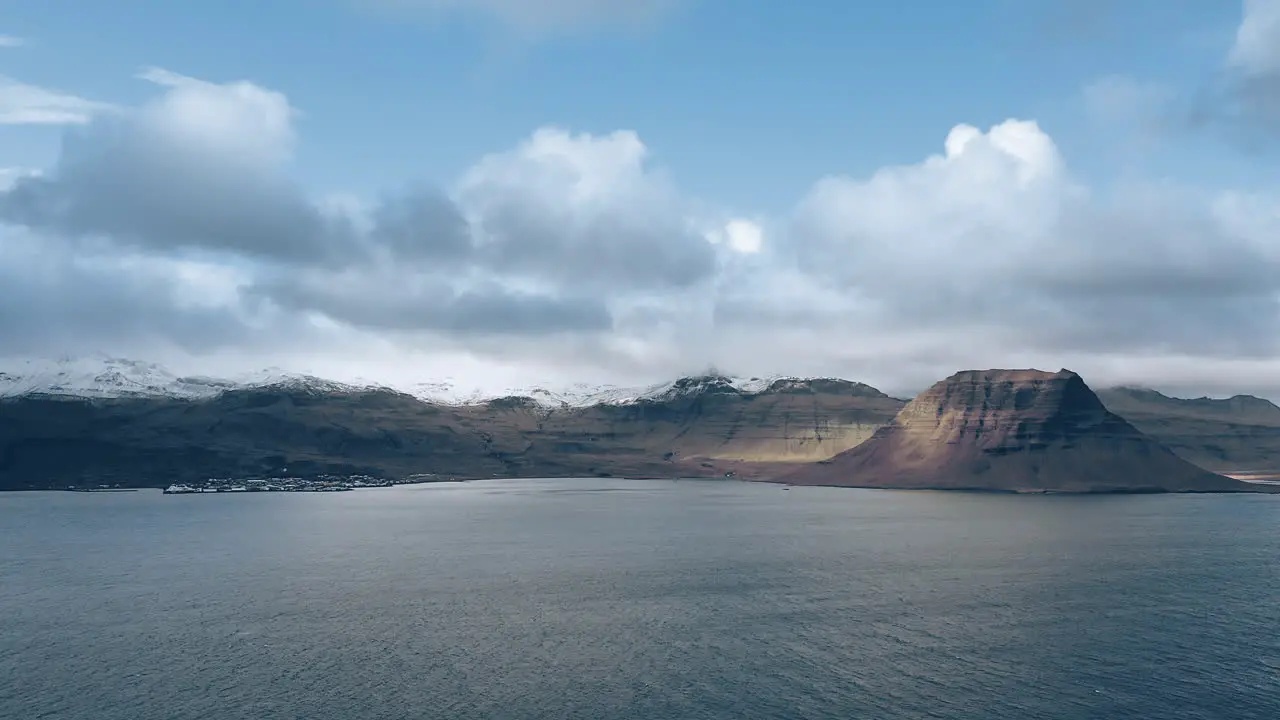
[2,478,1278,719]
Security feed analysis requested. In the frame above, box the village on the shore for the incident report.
[162,474,441,494]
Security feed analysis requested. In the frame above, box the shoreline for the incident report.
[5,473,1280,495]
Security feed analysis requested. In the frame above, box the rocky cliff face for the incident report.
[580,377,901,463]
[783,369,1271,493]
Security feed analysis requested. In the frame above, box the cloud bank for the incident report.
[1,4,1278,398]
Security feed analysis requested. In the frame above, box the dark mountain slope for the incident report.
[1096,387,1280,474]
[0,377,904,489]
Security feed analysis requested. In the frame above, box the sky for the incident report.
[1,0,1279,398]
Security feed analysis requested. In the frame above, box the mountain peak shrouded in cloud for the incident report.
[0,2,1278,399]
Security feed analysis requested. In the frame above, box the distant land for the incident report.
[783,369,1274,493]
[1,357,1279,493]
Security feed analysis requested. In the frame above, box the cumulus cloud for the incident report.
[0,66,719,361]
[702,117,1280,393]
[367,0,678,33]
[0,69,360,265]
[457,128,715,291]
[2,55,1280,397]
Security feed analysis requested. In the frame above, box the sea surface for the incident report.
[2,479,1279,720]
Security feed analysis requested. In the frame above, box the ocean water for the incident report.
[2,479,1278,720]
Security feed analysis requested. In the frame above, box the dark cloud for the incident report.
[254,272,613,335]
[1167,2,1280,147]
[1183,73,1280,149]
[0,131,361,266]
[0,228,267,356]
[468,194,715,289]
[0,74,710,350]
[370,186,475,262]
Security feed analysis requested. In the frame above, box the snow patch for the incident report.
[0,356,852,407]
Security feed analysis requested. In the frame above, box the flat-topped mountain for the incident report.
[783,369,1273,493]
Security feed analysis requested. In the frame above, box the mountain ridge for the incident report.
[4,358,1280,491]
[0,355,899,409]
[0,364,906,490]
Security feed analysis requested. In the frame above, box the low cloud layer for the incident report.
[1,4,1279,398]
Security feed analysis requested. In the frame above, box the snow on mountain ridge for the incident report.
[0,357,854,406]
[446,374,818,408]
[0,357,227,399]
[0,357,371,400]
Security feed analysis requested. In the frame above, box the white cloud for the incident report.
[1229,0,1280,76]
[791,119,1070,295]
[720,117,1280,393]
[456,127,713,290]
[0,35,24,48]
[0,76,113,124]
[136,67,296,169]
[0,167,37,191]
[1,67,1280,398]
[706,218,764,254]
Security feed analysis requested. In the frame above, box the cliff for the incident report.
[782,369,1273,493]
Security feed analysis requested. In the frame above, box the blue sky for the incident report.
[1,0,1257,207]
[1,0,1279,397]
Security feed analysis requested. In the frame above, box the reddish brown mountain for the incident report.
[782,369,1275,493]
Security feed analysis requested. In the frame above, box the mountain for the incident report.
[0,356,867,409]
[6,357,1280,492]
[507,376,904,474]
[1095,387,1280,475]
[0,356,369,401]
[782,369,1273,493]
[0,364,905,489]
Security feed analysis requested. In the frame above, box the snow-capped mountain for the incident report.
[414,374,814,408]
[0,355,850,407]
[0,356,367,401]
[0,357,229,399]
